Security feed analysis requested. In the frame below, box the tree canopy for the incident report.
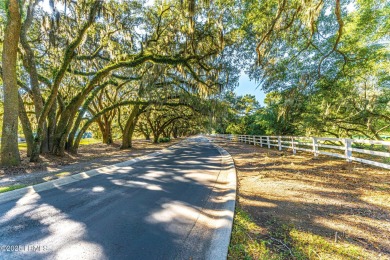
[0,0,389,166]
[215,0,390,139]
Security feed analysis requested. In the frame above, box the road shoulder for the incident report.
[0,142,183,204]
[205,137,237,260]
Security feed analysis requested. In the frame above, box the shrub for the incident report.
[158,137,170,143]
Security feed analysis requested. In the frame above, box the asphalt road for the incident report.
[0,137,235,260]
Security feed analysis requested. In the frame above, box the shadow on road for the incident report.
[0,138,235,259]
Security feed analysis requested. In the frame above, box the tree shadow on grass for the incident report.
[215,138,390,259]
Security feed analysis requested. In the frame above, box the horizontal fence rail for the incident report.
[210,134,390,170]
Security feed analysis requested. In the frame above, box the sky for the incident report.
[236,73,266,106]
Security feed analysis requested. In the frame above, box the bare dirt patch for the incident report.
[210,138,390,259]
[0,139,182,188]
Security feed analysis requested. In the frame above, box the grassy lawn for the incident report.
[18,142,27,150]
[0,184,28,194]
[229,207,368,260]
[79,138,102,145]
[17,138,101,150]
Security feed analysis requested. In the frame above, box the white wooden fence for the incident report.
[211,134,390,170]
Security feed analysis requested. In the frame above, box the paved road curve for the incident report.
[0,137,236,260]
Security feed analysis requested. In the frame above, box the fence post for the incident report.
[345,139,352,162]
[278,136,282,151]
[291,137,296,154]
[312,137,318,157]
[267,136,270,149]
[260,136,263,147]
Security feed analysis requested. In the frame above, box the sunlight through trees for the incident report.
[0,0,389,167]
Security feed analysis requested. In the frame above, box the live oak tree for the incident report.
[220,0,390,139]
[5,0,232,164]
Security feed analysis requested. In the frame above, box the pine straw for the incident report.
[210,138,390,260]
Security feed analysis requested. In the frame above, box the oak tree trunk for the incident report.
[153,131,161,143]
[173,127,178,138]
[18,94,34,157]
[48,100,57,151]
[121,105,140,149]
[1,0,22,166]
[102,119,113,144]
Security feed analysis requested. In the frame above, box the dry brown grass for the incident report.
[211,138,390,259]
